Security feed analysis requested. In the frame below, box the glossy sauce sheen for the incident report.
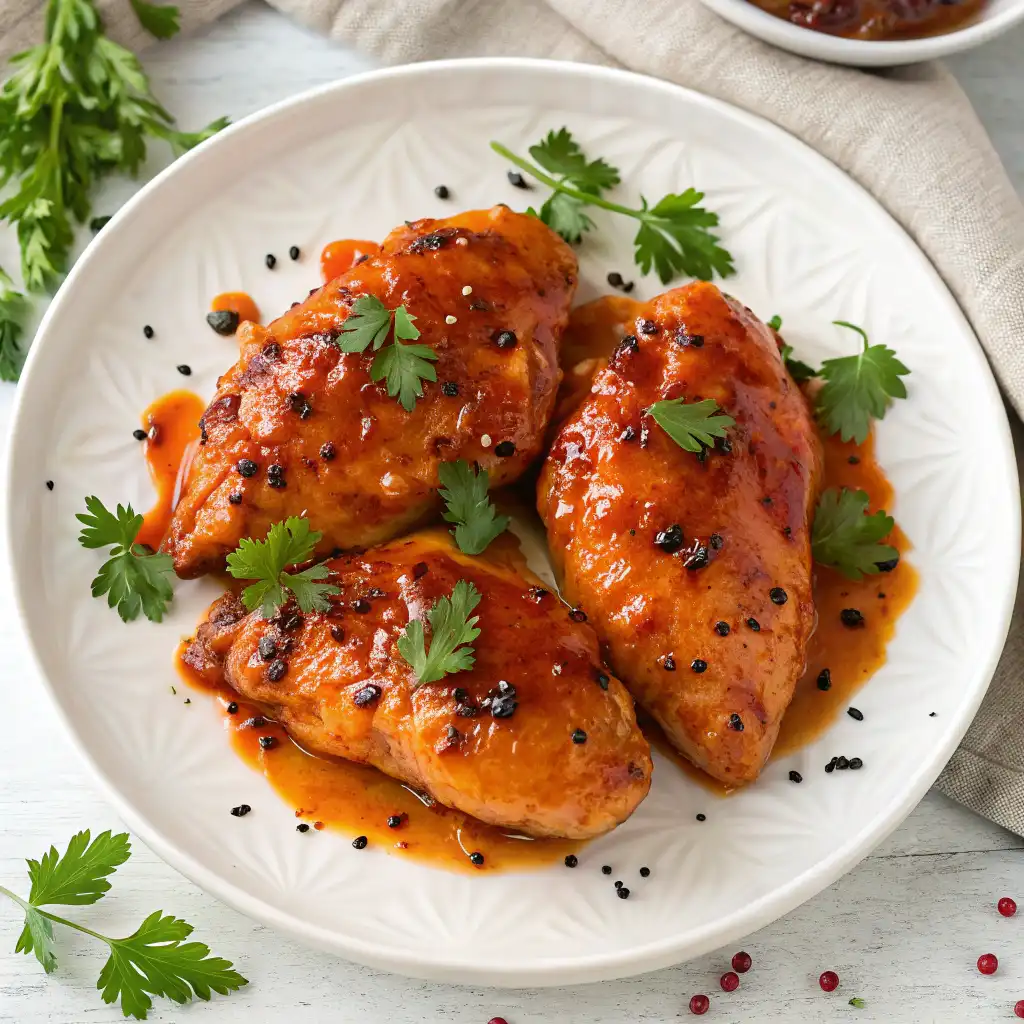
[211,291,261,326]
[320,239,380,282]
[746,0,983,39]
[559,295,917,786]
[137,390,206,550]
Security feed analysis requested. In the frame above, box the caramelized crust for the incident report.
[183,530,652,839]
[165,207,577,578]
[538,283,822,784]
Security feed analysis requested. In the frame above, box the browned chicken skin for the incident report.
[538,283,822,785]
[183,530,652,839]
[166,208,577,578]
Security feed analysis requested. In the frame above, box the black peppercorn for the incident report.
[607,271,624,287]
[207,310,240,335]
[569,606,587,623]
[266,659,287,682]
[571,729,587,744]
[825,757,837,773]
[441,381,459,397]
[45,480,54,491]
[142,325,154,339]
[655,524,684,554]
[258,636,277,661]
[330,625,345,643]
[847,707,864,721]
[352,835,368,849]
[602,865,612,875]
[638,319,658,335]
[817,668,832,691]
[769,587,788,605]
[354,685,382,707]
[639,867,650,878]
[663,655,676,671]
[696,813,706,821]
[715,621,730,636]
[296,823,310,833]
[176,364,192,376]
[132,428,147,441]
[841,608,865,628]
[691,658,708,673]
[728,712,743,731]
[387,814,403,828]
[876,555,900,572]
[237,458,258,477]
[227,701,238,714]
[746,617,760,632]
[709,533,724,550]
[228,493,242,505]
[265,253,277,269]
[434,184,450,199]
[849,757,864,770]
[258,736,276,750]
[493,329,517,349]
[789,770,802,783]
[616,887,630,900]
[507,170,529,189]
[564,854,578,868]
[352,598,371,614]
[836,756,850,770]
[230,804,251,817]
[494,440,516,457]
[319,441,336,461]
[469,851,485,865]
[289,245,301,260]
[684,545,709,571]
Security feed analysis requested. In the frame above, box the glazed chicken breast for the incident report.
[182,529,652,839]
[165,207,577,578]
[538,282,822,785]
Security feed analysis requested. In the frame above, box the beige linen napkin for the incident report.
[3,0,1024,834]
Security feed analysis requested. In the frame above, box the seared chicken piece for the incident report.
[166,207,577,578]
[182,530,652,839]
[538,283,822,785]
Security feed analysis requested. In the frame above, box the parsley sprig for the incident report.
[491,128,734,283]
[0,0,227,379]
[812,487,898,580]
[397,580,481,688]
[0,269,28,381]
[648,397,735,453]
[336,295,438,412]
[76,496,175,622]
[438,460,510,555]
[0,829,246,1019]
[226,516,339,617]
[818,322,910,444]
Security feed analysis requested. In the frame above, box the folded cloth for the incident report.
[3,0,1024,835]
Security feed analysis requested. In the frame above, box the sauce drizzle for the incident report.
[320,239,380,283]
[211,291,260,326]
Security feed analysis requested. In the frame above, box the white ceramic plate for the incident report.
[699,0,1024,66]
[6,59,1018,986]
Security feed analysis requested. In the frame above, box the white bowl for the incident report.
[699,0,1024,64]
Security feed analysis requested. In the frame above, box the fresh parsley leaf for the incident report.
[0,0,227,312]
[337,296,436,411]
[371,340,438,413]
[812,488,898,580]
[648,398,736,454]
[849,998,867,1009]
[491,135,733,283]
[0,830,246,1019]
[226,516,339,617]
[633,190,735,284]
[779,343,818,384]
[767,314,783,331]
[11,830,130,974]
[438,459,510,555]
[98,910,247,1020]
[337,295,399,353]
[129,0,181,38]
[76,496,175,622]
[528,128,621,193]
[397,580,481,687]
[817,321,910,444]
[0,268,28,382]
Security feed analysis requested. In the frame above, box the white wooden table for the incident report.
[2,6,1023,1021]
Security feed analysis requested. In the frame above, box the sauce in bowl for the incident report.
[746,0,983,39]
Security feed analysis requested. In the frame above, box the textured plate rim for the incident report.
[5,57,1019,986]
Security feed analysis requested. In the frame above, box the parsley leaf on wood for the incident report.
[336,296,437,411]
[0,829,246,1019]
[817,321,910,444]
[226,516,339,617]
[397,580,481,687]
[0,269,28,382]
[648,397,735,453]
[811,487,898,580]
[492,130,734,283]
[76,496,175,622]
[0,0,227,297]
[438,459,510,555]
[129,0,181,39]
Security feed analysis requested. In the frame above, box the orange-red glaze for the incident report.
[320,239,380,282]
[181,529,651,842]
[539,283,823,785]
[776,431,917,753]
[164,207,577,579]
[211,292,260,326]
[746,0,983,40]
[137,390,206,550]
